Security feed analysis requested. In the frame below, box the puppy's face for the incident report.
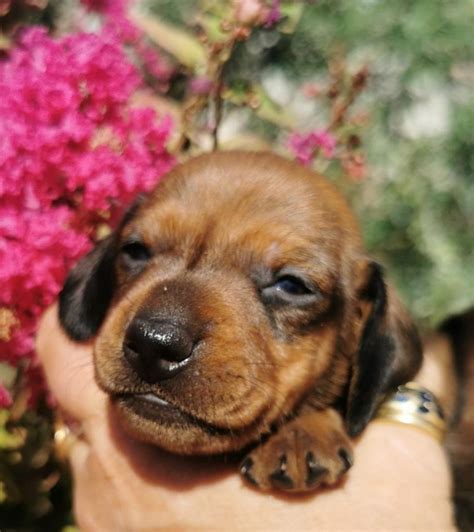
[60,152,421,455]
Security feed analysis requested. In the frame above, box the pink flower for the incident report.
[312,130,337,158]
[301,82,323,99]
[0,383,12,408]
[288,129,337,165]
[233,0,281,28]
[80,0,173,85]
[263,0,281,28]
[342,153,367,182]
[189,76,214,96]
[80,0,113,11]
[136,41,174,83]
[0,25,175,399]
[233,0,264,25]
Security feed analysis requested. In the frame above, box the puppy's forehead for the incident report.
[125,152,361,265]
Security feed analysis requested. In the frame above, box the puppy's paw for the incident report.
[240,408,353,492]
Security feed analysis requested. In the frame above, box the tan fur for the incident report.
[67,151,421,490]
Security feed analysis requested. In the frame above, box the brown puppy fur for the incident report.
[59,151,422,492]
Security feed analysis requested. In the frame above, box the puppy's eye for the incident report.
[273,275,312,295]
[120,241,151,266]
[261,273,319,305]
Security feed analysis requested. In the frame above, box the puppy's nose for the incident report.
[124,317,194,382]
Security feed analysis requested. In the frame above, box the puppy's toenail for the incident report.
[270,455,294,490]
[338,448,353,472]
[240,456,258,486]
[305,451,327,487]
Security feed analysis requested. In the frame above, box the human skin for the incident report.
[37,305,455,531]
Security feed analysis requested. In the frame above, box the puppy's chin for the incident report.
[112,394,263,455]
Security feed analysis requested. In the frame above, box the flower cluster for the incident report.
[80,0,174,84]
[0,26,174,405]
[288,129,337,166]
[233,0,281,27]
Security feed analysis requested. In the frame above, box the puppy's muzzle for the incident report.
[124,314,195,382]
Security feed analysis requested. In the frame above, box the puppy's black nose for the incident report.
[124,317,194,382]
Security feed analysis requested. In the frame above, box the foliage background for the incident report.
[150,0,474,327]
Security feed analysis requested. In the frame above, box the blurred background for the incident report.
[148,0,474,327]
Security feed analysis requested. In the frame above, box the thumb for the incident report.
[36,304,107,423]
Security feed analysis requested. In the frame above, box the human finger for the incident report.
[36,304,107,422]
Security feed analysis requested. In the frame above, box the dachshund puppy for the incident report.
[59,151,422,492]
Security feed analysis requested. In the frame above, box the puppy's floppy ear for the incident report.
[58,235,116,341]
[58,194,147,341]
[346,261,422,437]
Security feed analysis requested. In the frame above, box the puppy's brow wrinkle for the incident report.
[186,229,212,270]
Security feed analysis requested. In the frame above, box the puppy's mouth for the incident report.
[113,393,233,436]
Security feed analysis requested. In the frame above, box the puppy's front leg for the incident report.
[240,408,353,492]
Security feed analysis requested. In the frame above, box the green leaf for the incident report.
[199,13,228,43]
[223,83,248,105]
[224,84,296,129]
[131,11,206,70]
[0,409,9,427]
[0,426,25,450]
[279,2,304,33]
[252,85,296,129]
[0,362,17,389]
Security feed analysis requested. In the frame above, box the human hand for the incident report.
[37,305,455,531]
